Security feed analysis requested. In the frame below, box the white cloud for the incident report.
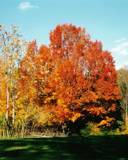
[111,39,128,56]
[113,38,127,44]
[111,38,128,69]
[18,1,38,10]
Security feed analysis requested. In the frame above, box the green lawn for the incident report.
[0,135,128,160]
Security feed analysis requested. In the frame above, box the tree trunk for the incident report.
[5,84,9,121]
[12,97,15,124]
[126,106,128,128]
[125,94,128,128]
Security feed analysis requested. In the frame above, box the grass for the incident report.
[0,135,128,160]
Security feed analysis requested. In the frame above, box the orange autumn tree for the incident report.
[18,40,37,103]
[18,41,55,129]
[19,24,121,133]
[39,24,120,129]
[16,41,39,133]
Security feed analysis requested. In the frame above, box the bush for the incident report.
[80,122,103,136]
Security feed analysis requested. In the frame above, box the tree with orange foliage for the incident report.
[38,24,120,132]
[19,24,121,135]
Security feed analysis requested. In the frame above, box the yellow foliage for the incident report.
[70,112,81,122]
[57,99,65,106]
[98,116,115,127]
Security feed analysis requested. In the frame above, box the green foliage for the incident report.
[80,122,103,136]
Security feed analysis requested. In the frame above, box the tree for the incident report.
[41,24,120,130]
[117,68,128,127]
[17,24,121,135]
[0,25,25,135]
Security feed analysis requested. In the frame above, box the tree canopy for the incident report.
[0,24,121,136]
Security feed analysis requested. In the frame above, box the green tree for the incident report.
[118,68,128,128]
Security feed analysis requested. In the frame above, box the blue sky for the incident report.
[0,0,128,68]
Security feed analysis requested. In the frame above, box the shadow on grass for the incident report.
[0,135,128,160]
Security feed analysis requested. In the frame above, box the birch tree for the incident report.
[0,25,25,131]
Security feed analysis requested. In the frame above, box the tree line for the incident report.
[0,24,126,137]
